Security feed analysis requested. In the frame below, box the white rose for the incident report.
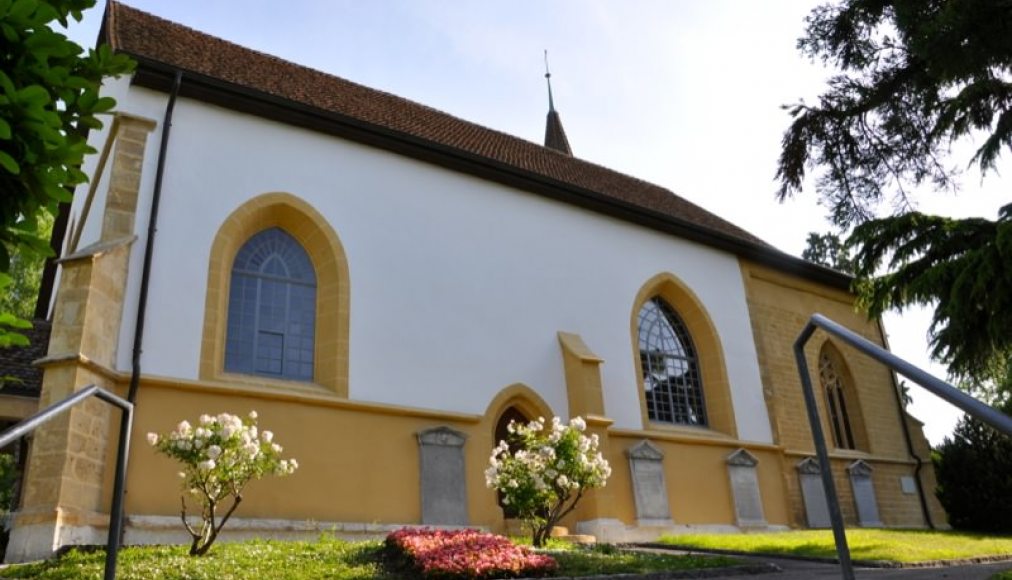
[261,431,274,443]
[146,433,158,446]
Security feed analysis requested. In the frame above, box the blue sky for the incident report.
[63,1,1008,443]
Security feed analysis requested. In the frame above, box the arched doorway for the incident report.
[493,406,530,518]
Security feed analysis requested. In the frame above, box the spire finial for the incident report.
[542,50,572,155]
[544,49,556,112]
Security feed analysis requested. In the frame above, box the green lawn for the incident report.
[549,543,737,576]
[658,529,1012,564]
[991,572,1012,580]
[0,537,738,579]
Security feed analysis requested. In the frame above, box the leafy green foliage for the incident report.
[776,0,1012,227]
[0,210,52,321]
[0,453,17,512]
[779,0,1012,389]
[149,412,298,556]
[934,400,1012,533]
[485,417,611,547]
[802,231,857,274]
[0,0,134,345]
[849,204,1012,380]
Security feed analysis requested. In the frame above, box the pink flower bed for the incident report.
[386,528,557,579]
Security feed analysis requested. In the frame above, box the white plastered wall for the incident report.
[101,84,773,444]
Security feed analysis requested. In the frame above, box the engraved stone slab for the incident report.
[797,457,831,528]
[726,449,766,528]
[417,426,468,525]
[626,440,672,525]
[899,476,917,495]
[848,460,882,527]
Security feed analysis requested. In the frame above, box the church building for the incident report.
[4,2,946,562]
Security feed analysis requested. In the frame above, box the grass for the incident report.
[549,543,738,576]
[658,529,1012,564]
[991,572,1012,580]
[0,537,392,580]
[0,536,739,579]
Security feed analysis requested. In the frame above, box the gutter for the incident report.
[126,69,182,403]
[122,55,852,292]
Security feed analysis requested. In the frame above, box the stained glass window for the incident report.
[637,297,706,426]
[224,228,316,381]
[819,349,857,449]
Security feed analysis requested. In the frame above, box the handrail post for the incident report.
[794,323,855,580]
[0,385,133,579]
[794,313,1012,580]
[100,390,133,580]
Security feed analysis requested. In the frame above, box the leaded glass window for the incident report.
[637,297,706,426]
[224,228,316,381]
[819,349,857,450]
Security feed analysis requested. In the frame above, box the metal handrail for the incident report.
[0,385,133,580]
[794,314,1012,580]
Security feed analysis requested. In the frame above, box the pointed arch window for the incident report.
[224,228,316,381]
[637,297,707,426]
[819,345,861,450]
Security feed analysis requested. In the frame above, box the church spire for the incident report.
[543,51,572,155]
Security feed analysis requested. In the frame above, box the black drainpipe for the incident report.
[877,318,934,529]
[128,69,182,403]
[110,70,183,541]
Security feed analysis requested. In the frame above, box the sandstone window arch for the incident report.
[200,192,350,395]
[630,273,736,437]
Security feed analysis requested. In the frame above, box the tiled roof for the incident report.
[104,2,772,250]
[0,321,50,398]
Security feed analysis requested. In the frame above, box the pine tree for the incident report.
[777,0,1012,384]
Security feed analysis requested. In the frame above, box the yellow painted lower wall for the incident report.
[111,378,794,536]
[35,369,934,549]
[604,432,792,528]
[124,383,494,527]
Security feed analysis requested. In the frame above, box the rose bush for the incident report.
[148,411,297,555]
[386,528,556,579]
[485,416,611,547]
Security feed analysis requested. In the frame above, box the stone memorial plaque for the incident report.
[797,457,831,528]
[726,449,766,528]
[848,460,882,527]
[899,475,916,495]
[417,426,468,525]
[626,440,672,525]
